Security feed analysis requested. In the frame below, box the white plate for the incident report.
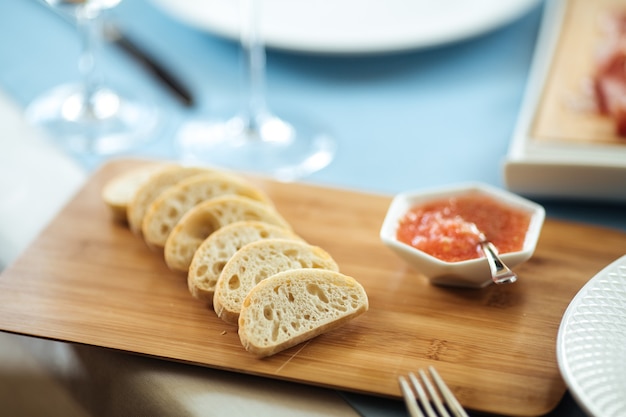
[557,254,626,417]
[149,0,540,54]
[504,0,626,202]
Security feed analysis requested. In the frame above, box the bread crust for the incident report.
[127,166,211,235]
[187,221,302,305]
[141,172,273,249]
[102,163,170,223]
[164,195,292,273]
[213,239,339,324]
[238,269,368,357]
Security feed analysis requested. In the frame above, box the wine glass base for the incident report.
[25,83,160,155]
[175,112,336,181]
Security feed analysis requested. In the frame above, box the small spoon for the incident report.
[479,240,518,285]
[469,223,517,285]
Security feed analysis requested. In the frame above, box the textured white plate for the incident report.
[149,0,539,54]
[557,255,626,417]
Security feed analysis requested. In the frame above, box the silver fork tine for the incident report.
[418,369,450,417]
[398,367,469,417]
[428,367,470,417]
[398,375,425,417]
[410,372,438,417]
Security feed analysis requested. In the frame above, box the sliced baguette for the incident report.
[101,162,170,223]
[164,195,292,273]
[142,172,273,249]
[214,239,339,324]
[127,165,212,235]
[238,269,368,357]
[188,221,303,305]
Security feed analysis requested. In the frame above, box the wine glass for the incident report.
[175,0,335,181]
[25,0,159,155]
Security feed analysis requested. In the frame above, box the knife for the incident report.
[46,1,195,107]
[103,22,194,107]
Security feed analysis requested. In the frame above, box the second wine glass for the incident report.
[175,0,335,181]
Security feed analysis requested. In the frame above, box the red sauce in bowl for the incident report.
[396,194,532,263]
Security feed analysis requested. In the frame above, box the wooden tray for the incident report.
[1,159,625,416]
[531,0,624,145]
[505,0,626,202]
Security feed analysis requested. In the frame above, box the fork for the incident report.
[398,366,469,417]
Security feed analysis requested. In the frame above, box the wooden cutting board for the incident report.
[1,159,625,417]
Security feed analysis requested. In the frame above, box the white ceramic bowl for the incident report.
[380,182,545,288]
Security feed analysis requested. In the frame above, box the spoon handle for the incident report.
[480,241,517,285]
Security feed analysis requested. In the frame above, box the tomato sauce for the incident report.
[396,194,531,263]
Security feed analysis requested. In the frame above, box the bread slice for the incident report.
[127,165,212,235]
[213,239,339,324]
[164,195,292,273]
[141,172,273,249]
[101,163,170,223]
[238,269,368,357]
[188,221,303,305]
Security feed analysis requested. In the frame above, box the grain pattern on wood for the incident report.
[1,159,625,417]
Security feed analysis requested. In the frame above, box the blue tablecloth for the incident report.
[3,0,624,231]
[5,0,544,194]
[1,1,623,416]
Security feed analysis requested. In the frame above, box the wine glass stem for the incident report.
[240,0,267,131]
[76,9,102,115]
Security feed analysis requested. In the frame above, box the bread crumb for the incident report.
[221,330,227,335]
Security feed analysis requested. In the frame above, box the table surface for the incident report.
[1,0,624,416]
